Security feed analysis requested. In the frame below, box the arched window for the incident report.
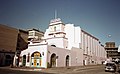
[23,55,26,66]
[31,52,41,58]
[66,55,69,67]
[50,53,56,67]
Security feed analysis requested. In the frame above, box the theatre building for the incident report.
[19,18,106,68]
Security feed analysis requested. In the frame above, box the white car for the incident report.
[105,62,116,72]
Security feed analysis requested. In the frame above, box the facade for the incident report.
[105,42,120,60]
[81,30,106,65]
[19,18,106,68]
[16,29,28,54]
[0,24,18,66]
[0,24,29,66]
[13,29,28,66]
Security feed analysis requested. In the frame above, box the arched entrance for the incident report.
[31,52,42,67]
[5,55,12,66]
[50,53,56,67]
[66,55,69,67]
[23,55,26,66]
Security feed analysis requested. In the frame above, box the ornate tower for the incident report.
[48,18,66,38]
[45,18,68,49]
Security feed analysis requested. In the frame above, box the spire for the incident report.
[55,10,57,19]
[50,10,62,24]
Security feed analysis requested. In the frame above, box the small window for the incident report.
[54,26,56,31]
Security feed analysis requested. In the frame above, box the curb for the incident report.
[0,65,103,72]
[10,68,42,71]
[73,65,102,71]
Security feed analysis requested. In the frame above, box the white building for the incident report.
[19,18,106,68]
[81,30,107,65]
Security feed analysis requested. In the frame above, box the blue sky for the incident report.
[0,0,120,46]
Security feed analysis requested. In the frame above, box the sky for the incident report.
[0,0,120,46]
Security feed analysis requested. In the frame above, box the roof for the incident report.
[28,28,44,33]
[81,29,99,41]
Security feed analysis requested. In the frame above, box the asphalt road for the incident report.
[0,65,119,74]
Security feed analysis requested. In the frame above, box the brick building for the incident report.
[0,24,28,66]
[0,24,18,66]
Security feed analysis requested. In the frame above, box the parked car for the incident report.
[105,62,116,72]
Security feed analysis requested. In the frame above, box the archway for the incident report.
[23,55,26,66]
[31,52,42,67]
[66,55,69,67]
[5,55,12,66]
[50,53,56,67]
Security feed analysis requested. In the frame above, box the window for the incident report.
[54,26,56,31]
[29,32,34,36]
[35,32,39,36]
[27,53,30,62]
[56,25,60,31]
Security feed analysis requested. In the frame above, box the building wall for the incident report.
[47,46,71,67]
[47,37,68,49]
[47,46,83,67]
[19,41,83,68]
[105,42,119,59]
[81,30,106,65]
[0,24,18,66]
[71,47,83,66]
[65,24,81,49]
[0,24,18,52]
[16,29,28,54]
[19,43,48,68]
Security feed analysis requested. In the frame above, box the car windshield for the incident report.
[106,63,114,66]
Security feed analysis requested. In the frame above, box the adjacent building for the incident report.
[81,30,106,65]
[28,28,44,41]
[0,24,28,66]
[16,29,28,54]
[105,42,120,60]
[0,24,18,66]
[19,18,106,68]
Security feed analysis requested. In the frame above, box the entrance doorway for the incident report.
[50,53,56,67]
[5,55,12,66]
[31,52,42,67]
[23,55,26,66]
[66,55,69,67]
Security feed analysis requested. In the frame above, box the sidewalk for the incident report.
[41,65,103,73]
[0,65,103,73]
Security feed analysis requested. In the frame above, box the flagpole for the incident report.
[55,10,57,19]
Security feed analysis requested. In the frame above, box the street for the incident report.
[0,65,119,74]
